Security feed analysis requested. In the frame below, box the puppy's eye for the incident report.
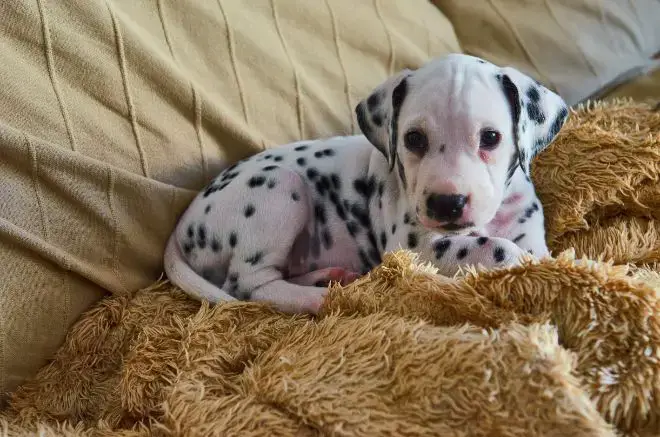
[404,130,428,155]
[479,129,501,150]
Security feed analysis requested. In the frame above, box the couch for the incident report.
[1,0,659,409]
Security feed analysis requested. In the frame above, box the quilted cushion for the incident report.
[0,0,460,400]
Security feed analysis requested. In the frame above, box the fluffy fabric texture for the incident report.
[1,99,659,437]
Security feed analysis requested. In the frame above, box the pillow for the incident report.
[0,0,460,401]
[432,0,660,105]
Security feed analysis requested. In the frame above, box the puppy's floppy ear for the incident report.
[355,69,412,170]
[497,67,569,175]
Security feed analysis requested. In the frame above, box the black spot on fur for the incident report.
[390,77,409,170]
[506,149,520,184]
[524,205,535,218]
[434,239,451,259]
[353,177,376,200]
[356,102,380,154]
[306,168,319,180]
[320,176,331,192]
[197,224,207,248]
[273,156,283,162]
[321,229,333,249]
[183,242,193,255]
[204,204,211,214]
[291,192,300,201]
[547,107,569,141]
[513,233,526,243]
[358,249,372,270]
[228,273,238,283]
[380,231,387,248]
[367,91,382,111]
[518,218,527,224]
[334,201,347,220]
[396,155,407,189]
[477,236,489,246]
[493,247,506,263]
[346,221,359,237]
[244,204,255,218]
[264,154,272,160]
[262,165,278,171]
[314,180,327,197]
[330,174,341,190]
[314,148,335,158]
[500,74,523,168]
[457,247,469,260]
[372,112,383,127]
[247,175,266,188]
[407,232,418,249]
[294,145,308,152]
[297,157,306,166]
[187,224,194,239]
[210,238,221,252]
[526,101,546,124]
[527,86,541,102]
[403,213,411,224]
[267,179,277,189]
[314,204,327,225]
[477,59,486,64]
[220,171,239,182]
[245,252,263,266]
[368,248,381,265]
[229,232,237,248]
[391,223,397,234]
[367,230,378,250]
[350,203,370,228]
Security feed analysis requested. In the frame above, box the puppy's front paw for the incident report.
[433,236,529,274]
[304,287,330,315]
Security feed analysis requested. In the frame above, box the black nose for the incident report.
[426,193,467,222]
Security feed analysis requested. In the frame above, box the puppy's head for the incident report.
[355,54,568,233]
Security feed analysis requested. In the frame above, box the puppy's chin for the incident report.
[418,215,476,235]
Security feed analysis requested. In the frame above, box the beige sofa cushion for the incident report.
[0,0,460,400]
[433,0,660,106]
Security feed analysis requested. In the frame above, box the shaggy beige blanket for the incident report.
[1,99,660,437]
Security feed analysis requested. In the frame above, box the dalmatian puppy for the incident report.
[163,53,569,315]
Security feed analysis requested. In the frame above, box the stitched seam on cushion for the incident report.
[323,0,354,134]
[107,167,128,294]
[216,0,253,144]
[36,0,77,152]
[270,0,305,141]
[157,0,207,183]
[26,135,49,242]
[106,0,150,178]
[374,0,395,76]
[543,0,599,78]
[486,0,557,91]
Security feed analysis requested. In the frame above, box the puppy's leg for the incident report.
[419,235,530,277]
[250,277,330,315]
[217,167,336,314]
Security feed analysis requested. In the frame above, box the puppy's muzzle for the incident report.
[425,193,468,223]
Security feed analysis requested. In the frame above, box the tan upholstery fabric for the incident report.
[432,0,660,106]
[0,0,460,400]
